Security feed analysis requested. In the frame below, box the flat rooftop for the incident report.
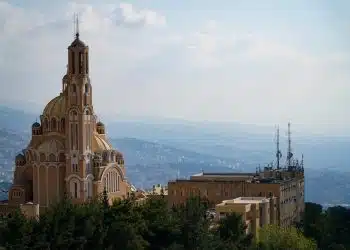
[219,197,270,206]
[192,172,256,177]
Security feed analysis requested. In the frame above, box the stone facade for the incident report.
[2,31,130,215]
[168,168,304,227]
[215,197,277,240]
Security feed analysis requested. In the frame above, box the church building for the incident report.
[6,29,130,213]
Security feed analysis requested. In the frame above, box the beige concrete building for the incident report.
[168,166,304,227]
[215,197,277,239]
[1,31,131,215]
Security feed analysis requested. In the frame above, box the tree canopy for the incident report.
[0,197,349,250]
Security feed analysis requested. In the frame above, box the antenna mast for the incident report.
[276,126,282,169]
[287,122,293,168]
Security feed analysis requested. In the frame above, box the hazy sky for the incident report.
[0,0,349,134]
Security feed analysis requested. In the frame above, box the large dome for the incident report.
[42,94,66,117]
[92,133,112,151]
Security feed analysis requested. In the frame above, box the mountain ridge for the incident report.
[0,105,349,206]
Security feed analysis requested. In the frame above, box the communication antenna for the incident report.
[301,154,304,171]
[286,122,293,168]
[276,126,282,169]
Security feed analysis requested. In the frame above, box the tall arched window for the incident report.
[51,118,57,131]
[44,118,49,131]
[70,110,79,150]
[70,180,80,199]
[71,51,75,74]
[61,118,65,132]
[87,178,93,198]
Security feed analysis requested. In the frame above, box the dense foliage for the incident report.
[299,202,350,250]
[0,195,347,250]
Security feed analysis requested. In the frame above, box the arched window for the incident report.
[44,118,49,131]
[70,180,80,199]
[61,118,65,132]
[59,152,65,162]
[85,84,89,94]
[74,182,78,198]
[40,153,46,162]
[85,53,89,74]
[72,84,77,93]
[87,178,93,198]
[49,153,56,162]
[51,118,57,131]
[70,110,78,121]
[71,51,75,74]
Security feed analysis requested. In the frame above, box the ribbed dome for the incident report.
[92,133,112,151]
[42,95,66,117]
[96,121,105,127]
[15,153,25,161]
[32,122,41,128]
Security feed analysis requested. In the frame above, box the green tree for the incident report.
[258,224,317,250]
[213,213,253,250]
[141,195,180,250]
[300,202,324,244]
[321,206,350,249]
[172,196,213,250]
[0,210,32,250]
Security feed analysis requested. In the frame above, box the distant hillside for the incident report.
[0,106,36,133]
[0,106,349,205]
[110,137,250,188]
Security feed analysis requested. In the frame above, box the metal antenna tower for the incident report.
[286,122,293,168]
[276,126,282,169]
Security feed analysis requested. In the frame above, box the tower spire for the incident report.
[74,13,80,39]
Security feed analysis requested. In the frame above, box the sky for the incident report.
[0,0,349,135]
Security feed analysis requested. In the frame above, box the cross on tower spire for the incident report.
[74,13,80,39]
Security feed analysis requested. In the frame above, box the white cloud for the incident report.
[0,1,349,135]
[115,3,166,28]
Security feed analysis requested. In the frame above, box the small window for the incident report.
[72,85,77,93]
[85,84,89,94]
[13,191,21,198]
[72,164,78,172]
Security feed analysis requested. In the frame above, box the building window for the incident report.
[72,164,78,172]
[70,180,80,199]
[79,52,83,74]
[13,191,21,198]
[85,53,89,74]
[74,182,78,198]
[87,179,93,198]
[86,161,91,174]
[71,51,75,74]
[51,118,56,131]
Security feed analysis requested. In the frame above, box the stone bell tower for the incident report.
[63,16,95,202]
